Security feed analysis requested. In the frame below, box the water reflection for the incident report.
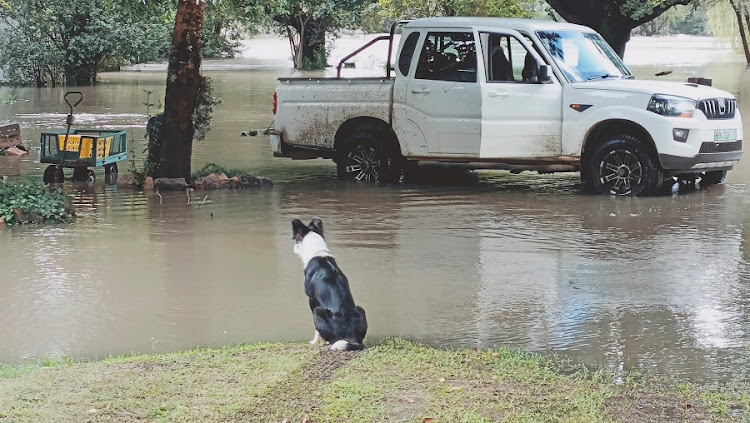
[0,37,749,385]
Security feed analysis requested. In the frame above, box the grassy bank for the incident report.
[0,339,747,422]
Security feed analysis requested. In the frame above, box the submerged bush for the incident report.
[191,162,245,180]
[0,181,74,225]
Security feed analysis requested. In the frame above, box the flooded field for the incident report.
[0,35,749,385]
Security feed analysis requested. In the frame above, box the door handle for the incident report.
[411,87,431,94]
[488,90,509,97]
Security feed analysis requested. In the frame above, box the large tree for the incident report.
[0,0,172,86]
[202,0,264,58]
[727,0,750,62]
[544,0,695,57]
[267,0,370,69]
[378,0,535,18]
[155,0,206,181]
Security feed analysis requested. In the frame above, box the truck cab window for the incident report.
[415,32,476,82]
[398,32,422,76]
[483,33,539,83]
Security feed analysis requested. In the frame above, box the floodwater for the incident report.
[1,35,749,385]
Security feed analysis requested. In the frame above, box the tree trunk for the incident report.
[597,24,632,58]
[300,20,326,69]
[156,0,205,181]
[64,59,97,86]
[544,0,692,58]
[732,0,750,64]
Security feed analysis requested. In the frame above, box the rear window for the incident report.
[398,32,421,76]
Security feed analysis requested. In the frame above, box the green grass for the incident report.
[0,339,747,422]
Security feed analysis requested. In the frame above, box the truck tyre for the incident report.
[336,132,401,183]
[700,170,726,186]
[588,135,664,196]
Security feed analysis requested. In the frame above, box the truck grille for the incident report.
[699,140,742,154]
[697,98,736,120]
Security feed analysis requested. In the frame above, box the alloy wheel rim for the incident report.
[599,149,644,195]
[344,144,381,181]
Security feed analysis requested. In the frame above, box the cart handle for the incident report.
[64,92,83,113]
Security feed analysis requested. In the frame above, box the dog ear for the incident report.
[292,219,309,241]
[309,218,324,238]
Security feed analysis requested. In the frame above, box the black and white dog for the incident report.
[292,218,367,351]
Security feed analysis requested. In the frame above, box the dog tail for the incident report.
[330,339,365,351]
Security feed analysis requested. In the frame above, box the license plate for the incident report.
[714,129,737,141]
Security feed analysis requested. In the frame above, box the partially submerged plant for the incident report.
[0,181,74,225]
[191,162,245,181]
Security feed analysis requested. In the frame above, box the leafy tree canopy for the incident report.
[264,0,371,69]
[544,0,695,57]
[378,0,535,19]
[0,0,173,86]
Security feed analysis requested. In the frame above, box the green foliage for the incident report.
[621,0,694,21]
[126,90,163,183]
[266,0,371,69]
[707,0,749,57]
[191,162,246,180]
[377,0,536,20]
[635,4,707,35]
[301,45,329,69]
[0,181,74,225]
[0,0,173,86]
[193,76,223,141]
[202,0,265,58]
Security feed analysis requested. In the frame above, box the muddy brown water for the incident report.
[1,36,749,385]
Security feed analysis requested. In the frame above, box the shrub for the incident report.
[0,181,74,225]
[191,162,245,180]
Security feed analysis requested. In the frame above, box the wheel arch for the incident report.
[334,117,401,159]
[581,119,659,169]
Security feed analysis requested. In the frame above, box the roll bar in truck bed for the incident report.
[336,20,412,78]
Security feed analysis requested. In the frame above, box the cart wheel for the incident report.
[43,165,64,184]
[105,163,118,185]
[104,163,118,177]
[72,168,95,183]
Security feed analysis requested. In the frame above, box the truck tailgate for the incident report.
[275,78,394,149]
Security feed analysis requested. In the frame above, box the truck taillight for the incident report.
[273,92,277,115]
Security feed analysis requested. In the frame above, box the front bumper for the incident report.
[659,146,743,172]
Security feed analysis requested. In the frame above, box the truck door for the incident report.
[406,30,481,156]
[478,30,563,159]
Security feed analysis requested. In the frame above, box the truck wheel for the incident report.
[588,135,664,196]
[336,132,401,183]
[700,170,726,186]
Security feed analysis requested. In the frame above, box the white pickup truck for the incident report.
[269,17,743,195]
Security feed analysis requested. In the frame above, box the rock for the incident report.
[241,174,274,189]
[116,171,139,188]
[13,208,43,224]
[3,146,28,157]
[0,124,21,149]
[154,178,188,190]
[194,172,274,190]
[143,176,154,190]
[194,176,219,190]
[208,172,230,187]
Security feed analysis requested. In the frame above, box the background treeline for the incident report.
[0,0,747,87]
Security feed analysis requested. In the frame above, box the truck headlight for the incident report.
[647,94,696,118]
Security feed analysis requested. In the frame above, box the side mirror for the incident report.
[538,65,552,84]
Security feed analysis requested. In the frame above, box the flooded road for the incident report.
[1,35,749,385]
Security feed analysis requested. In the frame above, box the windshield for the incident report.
[536,30,632,82]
